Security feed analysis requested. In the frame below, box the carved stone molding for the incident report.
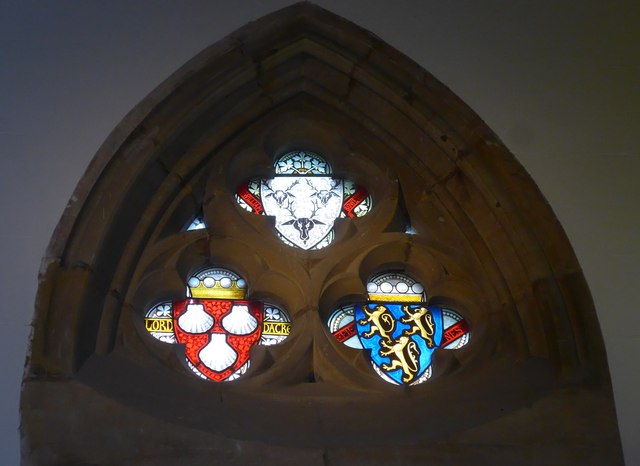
[22,3,623,465]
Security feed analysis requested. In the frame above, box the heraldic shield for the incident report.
[235,151,372,250]
[357,303,448,385]
[173,299,262,382]
[330,272,470,385]
[261,176,343,250]
[144,268,292,382]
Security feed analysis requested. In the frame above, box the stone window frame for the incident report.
[22,4,622,464]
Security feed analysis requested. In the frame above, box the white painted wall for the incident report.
[2,1,637,464]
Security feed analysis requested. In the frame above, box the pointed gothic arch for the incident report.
[22,3,623,465]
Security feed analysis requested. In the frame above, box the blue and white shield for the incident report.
[355,303,444,385]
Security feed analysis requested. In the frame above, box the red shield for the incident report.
[173,299,263,382]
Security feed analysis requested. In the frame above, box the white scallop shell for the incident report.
[177,303,214,333]
[221,304,258,335]
[199,333,237,372]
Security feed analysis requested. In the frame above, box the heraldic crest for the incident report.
[328,272,470,385]
[144,268,291,382]
[235,151,372,250]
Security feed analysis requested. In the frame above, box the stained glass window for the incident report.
[328,305,362,349]
[144,302,175,343]
[185,214,206,231]
[329,272,470,385]
[145,268,291,382]
[274,151,331,175]
[235,151,372,250]
[261,303,292,346]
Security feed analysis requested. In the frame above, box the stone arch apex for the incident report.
[22,3,622,465]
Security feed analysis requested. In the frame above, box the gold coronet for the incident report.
[189,283,246,300]
[367,293,422,303]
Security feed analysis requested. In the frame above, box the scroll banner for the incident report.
[237,183,264,214]
[342,186,368,218]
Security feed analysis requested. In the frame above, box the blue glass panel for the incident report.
[355,303,443,385]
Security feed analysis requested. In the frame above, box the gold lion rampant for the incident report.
[359,305,396,341]
[401,305,436,347]
[380,336,420,383]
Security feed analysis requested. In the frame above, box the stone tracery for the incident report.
[21,4,622,465]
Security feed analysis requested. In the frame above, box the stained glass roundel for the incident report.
[329,272,470,385]
[274,150,331,174]
[235,151,372,250]
[144,267,291,382]
[328,305,363,349]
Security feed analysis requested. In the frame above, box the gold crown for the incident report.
[367,292,422,303]
[189,283,245,299]
[186,270,247,300]
[366,273,426,303]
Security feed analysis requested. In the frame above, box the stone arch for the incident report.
[22,3,622,465]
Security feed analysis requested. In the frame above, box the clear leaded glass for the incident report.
[185,213,206,231]
[274,150,331,175]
